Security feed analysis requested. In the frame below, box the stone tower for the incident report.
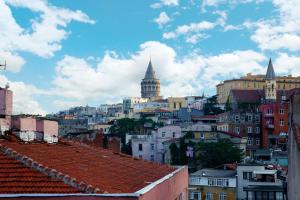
[265,58,277,102]
[141,59,161,99]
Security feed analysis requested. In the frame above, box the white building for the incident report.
[133,101,168,113]
[185,96,207,110]
[236,164,284,200]
[131,125,182,163]
[123,97,148,114]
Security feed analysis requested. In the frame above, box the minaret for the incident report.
[141,59,161,99]
[265,58,277,102]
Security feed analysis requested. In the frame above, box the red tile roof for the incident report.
[230,89,264,103]
[0,140,174,194]
[0,151,79,194]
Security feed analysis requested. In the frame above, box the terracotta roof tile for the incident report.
[0,151,79,194]
[0,140,175,194]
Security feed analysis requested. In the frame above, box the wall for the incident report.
[288,94,300,200]
[139,166,188,200]
[236,165,265,200]
[12,117,36,132]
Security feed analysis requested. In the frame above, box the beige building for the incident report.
[217,60,300,104]
[167,97,187,111]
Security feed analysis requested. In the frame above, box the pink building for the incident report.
[36,119,59,143]
[11,116,37,132]
[0,87,13,116]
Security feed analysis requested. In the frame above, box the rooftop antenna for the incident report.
[0,60,7,70]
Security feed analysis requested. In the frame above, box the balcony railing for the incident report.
[264,113,274,117]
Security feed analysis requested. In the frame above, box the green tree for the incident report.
[195,139,243,168]
[203,95,224,115]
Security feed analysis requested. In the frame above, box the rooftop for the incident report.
[0,151,79,194]
[190,169,236,178]
[0,139,175,194]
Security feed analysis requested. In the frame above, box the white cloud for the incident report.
[273,53,300,75]
[163,21,216,42]
[50,41,269,107]
[0,51,25,72]
[154,12,171,27]
[247,0,300,51]
[0,0,94,71]
[151,0,179,8]
[0,75,46,115]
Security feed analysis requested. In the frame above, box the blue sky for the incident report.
[1,0,300,115]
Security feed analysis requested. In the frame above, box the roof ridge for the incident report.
[0,144,101,194]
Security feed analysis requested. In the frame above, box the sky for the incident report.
[1,0,300,115]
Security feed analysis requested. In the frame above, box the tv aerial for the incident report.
[0,60,6,70]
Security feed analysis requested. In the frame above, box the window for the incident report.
[279,108,284,114]
[189,192,201,200]
[138,155,142,159]
[267,108,273,114]
[248,138,253,145]
[150,155,154,162]
[235,115,240,123]
[219,193,226,200]
[150,143,154,150]
[235,127,240,134]
[173,132,176,138]
[208,178,215,186]
[247,127,252,134]
[256,138,260,146]
[280,119,284,126]
[256,127,260,134]
[246,115,252,122]
[243,172,252,180]
[206,192,213,200]
[201,133,205,139]
[162,132,165,137]
[138,144,143,151]
[216,179,229,187]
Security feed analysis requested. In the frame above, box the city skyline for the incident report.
[1,0,300,115]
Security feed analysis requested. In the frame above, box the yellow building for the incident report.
[189,169,236,200]
[216,61,300,104]
[168,97,187,111]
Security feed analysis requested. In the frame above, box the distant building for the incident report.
[217,111,261,157]
[133,99,169,113]
[217,59,300,104]
[168,97,187,111]
[58,118,89,136]
[189,169,237,200]
[141,59,161,99]
[123,97,148,114]
[131,125,182,163]
[236,164,285,200]
[288,91,300,200]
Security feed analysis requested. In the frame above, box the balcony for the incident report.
[264,113,274,117]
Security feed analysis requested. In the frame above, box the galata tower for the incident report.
[141,59,161,99]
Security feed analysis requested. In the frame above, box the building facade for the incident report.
[288,92,300,200]
[141,60,161,99]
[189,169,236,200]
[236,164,285,200]
[216,60,300,104]
[131,125,182,163]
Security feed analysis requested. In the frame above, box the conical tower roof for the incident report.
[265,58,276,80]
[144,59,157,79]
